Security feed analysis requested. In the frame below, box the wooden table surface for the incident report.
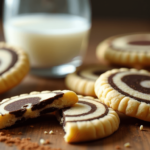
[1,19,150,150]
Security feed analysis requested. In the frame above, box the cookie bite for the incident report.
[57,95,120,143]
[95,68,150,122]
[96,33,150,67]
[0,42,30,94]
[65,65,113,97]
[0,90,78,129]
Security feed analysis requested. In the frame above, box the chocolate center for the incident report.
[0,48,18,75]
[2,92,64,117]
[108,73,150,103]
[5,97,40,112]
[128,41,150,45]
[122,74,150,93]
[4,97,41,117]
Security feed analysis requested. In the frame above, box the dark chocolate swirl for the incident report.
[108,73,150,103]
[2,92,64,117]
[0,48,18,75]
[63,99,108,125]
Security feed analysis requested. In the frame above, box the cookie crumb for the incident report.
[49,130,54,134]
[6,134,11,137]
[40,139,45,144]
[18,132,22,135]
[140,125,143,131]
[30,125,34,128]
[45,140,50,144]
[11,132,15,135]
[8,143,13,147]
[124,142,130,147]
[0,132,5,136]
[26,137,31,140]
[0,132,58,150]
[115,145,121,149]
[44,131,48,134]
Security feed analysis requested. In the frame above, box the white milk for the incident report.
[4,14,90,68]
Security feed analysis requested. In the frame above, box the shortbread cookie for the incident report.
[0,90,78,129]
[65,65,113,97]
[0,42,30,94]
[95,68,150,122]
[96,33,150,66]
[57,95,120,143]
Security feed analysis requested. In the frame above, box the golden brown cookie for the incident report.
[0,90,78,129]
[95,68,150,122]
[96,33,150,67]
[57,95,120,143]
[0,42,30,94]
[65,65,113,97]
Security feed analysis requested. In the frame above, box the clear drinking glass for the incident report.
[3,0,91,77]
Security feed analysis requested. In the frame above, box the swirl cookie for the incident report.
[57,96,120,143]
[65,65,113,97]
[0,90,78,129]
[96,33,150,66]
[95,68,150,122]
[0,42,30,94]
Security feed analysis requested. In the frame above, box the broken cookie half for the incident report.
[57,95,120,143]
[0,90,78,129]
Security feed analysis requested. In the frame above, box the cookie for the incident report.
[0,42,30,94]
[65,65,113,97]
[0,90,78,129]
[96,33,150,66]
[57,95,120,143]
[95,68,150,122]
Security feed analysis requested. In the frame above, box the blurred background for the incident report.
[1,0,150,19]
[0,0,150,64]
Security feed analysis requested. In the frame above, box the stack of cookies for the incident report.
[64,33,150,142]
[1,33,150,144]
[0,42,119,143]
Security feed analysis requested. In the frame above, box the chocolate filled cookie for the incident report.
[65,65,113,97]
[0,90,78,129]
[0,42,30,94]
[57,95,119,143]
[95,68,150,122]
[96,33,150,67]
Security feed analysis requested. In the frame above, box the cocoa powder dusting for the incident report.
[0,130,61,150]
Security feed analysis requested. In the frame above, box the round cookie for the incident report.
[65,65,113,97]
[96,33,150,66]
[58,95,120,143]
[0,42,30,94]
[95,68,150,122]
[0,90,78,129]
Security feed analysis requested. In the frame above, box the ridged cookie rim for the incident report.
[0,42,30,93]
[65,64,115,97]
[95,68,150,122]
[63,95,120,143]
[96,33,150,66]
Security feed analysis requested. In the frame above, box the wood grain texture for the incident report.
[0,19,150,150]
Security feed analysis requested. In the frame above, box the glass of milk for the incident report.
[3,0,91,77]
